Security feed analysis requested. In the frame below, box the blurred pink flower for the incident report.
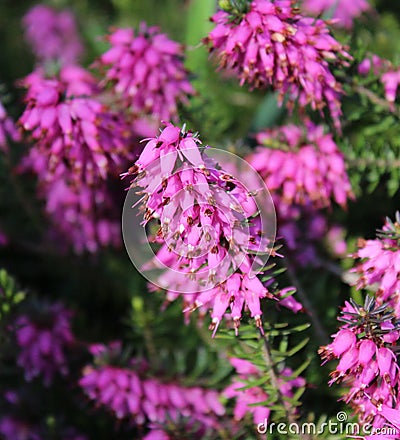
[302,0,369,28]
[0,101,20,153]
[80,343,224,436]
[247,123,354,210]
[15,303,74,386]
[224,357,305,425]
[23,4,84,66]
[97,25,194,121]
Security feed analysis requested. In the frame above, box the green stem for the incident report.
[285,260,330,345]
[262,333,312,440]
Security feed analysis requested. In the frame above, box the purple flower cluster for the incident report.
[247,123,353,210]
[351,214,400,317]
[358,54,400,107]
[19,66,129,185]
[279,205,347,267]
[15,303,74,386]
[319,297,400,435]
[205,0,351,129]
[223,357,305,425]
[0,101,20,153]
[97,25,194,121]
[302,0,369,29]
[79,343,224,438]
[124,123,283,334]
[23,4,84,66]
[19,66,131,253]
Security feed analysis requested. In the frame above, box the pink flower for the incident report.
[223,357,305,425]
[42,176,122,254]
[124,123,282,334]
[19,66,131,186]
[15,302,74,386]
[302,0,369,29]
[205,0,351,129]
[22,4,84,66]
[80,343,224,435]
[97,24,194,121]
[0,101,20,153]
[319,296,400,430]
[18,66,133,253]
[357,54,400,107]
[351,214,400,317]
[247,123,354,210]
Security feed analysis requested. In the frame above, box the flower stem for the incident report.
[262,332,312,440]
[285,260,329,345]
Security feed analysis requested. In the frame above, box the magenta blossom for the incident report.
[97,24,194,121]
[319,296,400,432]
[123,123,284,334]
[0,101,20,153]
[302,0,369,29]
[358,54,400,107]
[15,302,75,386]
[247,123,354,210]
[205,0,351,129]
[19,66,131,186]
[23,4,84,66]
[224,357,305,425]
[351,213,400,317]
[43,176,122,254]
[80,342,224,436]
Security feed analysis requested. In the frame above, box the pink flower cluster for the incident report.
[351,214,400,317]
[15,303,74,386]
[44,178,121,254]
[19,66,131,253]
[79,343,224,438]
[97,25,194,121]
[19,66,129,185]
[0,101,20,153]
[23,4,84,66]
[223,357,305,425]
[302,0,369,29]
[124,123,282,334]
[358,54,400,107]
[247,123,353,210]
[319,297,400,435]
[205,0,351,129]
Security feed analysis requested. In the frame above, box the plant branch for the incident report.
[262,333,311,440]
[285,260,330,345]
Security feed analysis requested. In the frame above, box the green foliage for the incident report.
[0,268,25,325]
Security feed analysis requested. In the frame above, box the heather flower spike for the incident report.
[0,100,20,153]
[15,302,75,386]
[223,357,305,425]
[80,342,224,436]
[247,122,354,211]
[303,0,370,29]
[319,296,400,433]
[97,24,195,121]
[122,122,295,335]
[205,0,351,129]
[23,4,84,66]
[19,66,131,253]
[351,213,400,317]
